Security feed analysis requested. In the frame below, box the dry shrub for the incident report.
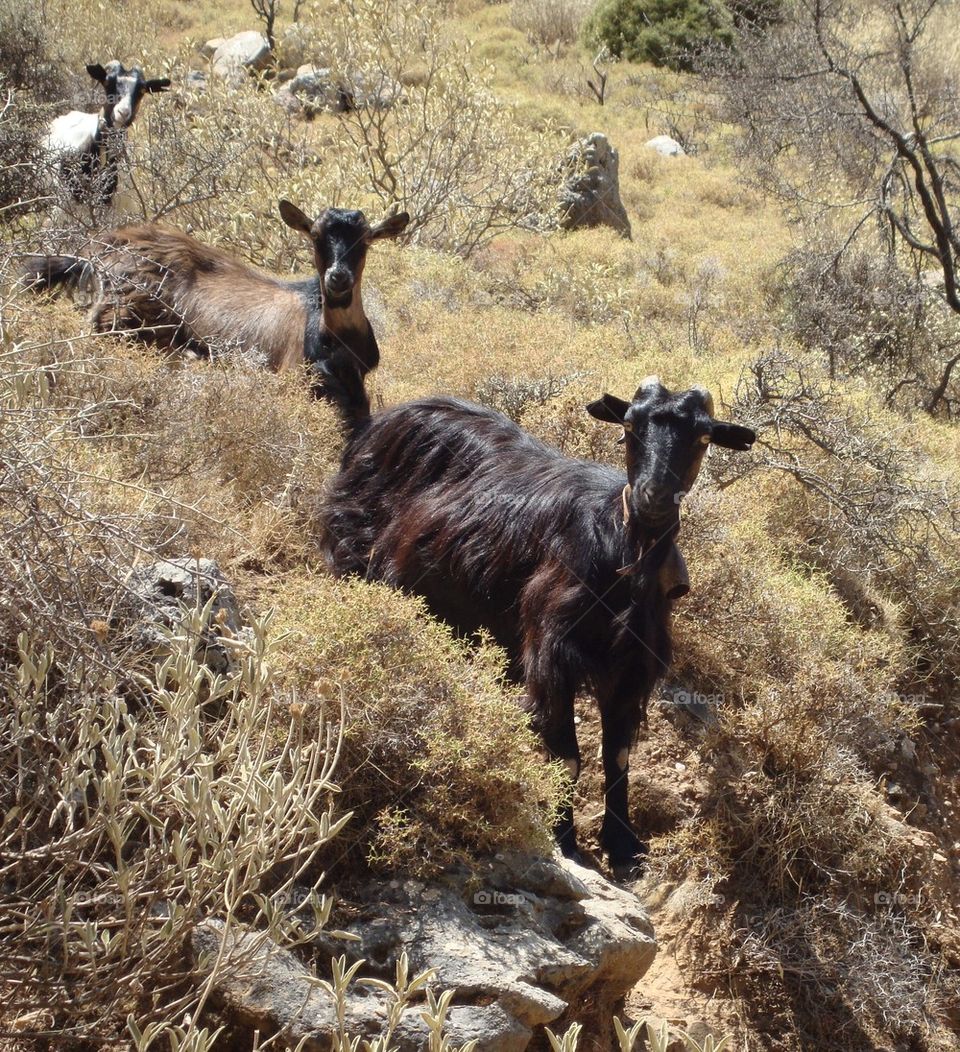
[0,0,65,97]
[0,614,342,1043]
[43,0,174,71]
[730,347,960,690]
[271,575,563,876]
[510,0,595,55]
[784,242,960,417]
[320,0,565,256]
[473,368,585,420]
[0,0,63,218]
[7,311,343,571]
[0,340,344,1042]
[723,895,955,1048]
[0,79,50,219]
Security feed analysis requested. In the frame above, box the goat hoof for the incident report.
[560,847,587,866]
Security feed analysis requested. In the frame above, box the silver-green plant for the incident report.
[1,593,346,1044]
[548,1016,732,1052]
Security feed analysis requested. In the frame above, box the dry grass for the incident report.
[1,0,959,1047]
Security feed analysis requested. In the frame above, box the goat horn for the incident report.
[621,484,631,525]
[692,384,715,416]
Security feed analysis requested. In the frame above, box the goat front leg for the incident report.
[598,694,646,875]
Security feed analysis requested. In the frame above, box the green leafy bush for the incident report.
[583,0,734,71]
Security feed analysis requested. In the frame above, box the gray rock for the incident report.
[184,70,207,93]
[192,921,530,1052]
[200,37,225,61]
[192,853,656,1049]
[645,134,685,157]
[123,558,242,673]
[212,31,272,85]
[347,70,402,110]
[559,132,632,239]
[275,65,349,116]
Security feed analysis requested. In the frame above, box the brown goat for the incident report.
[23,201,409,428]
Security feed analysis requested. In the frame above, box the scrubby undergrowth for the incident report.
[1,0,958,1048]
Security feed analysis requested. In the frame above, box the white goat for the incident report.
[44,61,171,205]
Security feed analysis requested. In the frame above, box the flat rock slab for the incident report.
[191,853,656,1050]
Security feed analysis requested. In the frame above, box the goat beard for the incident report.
[618,521,678,590]
[323,289,354,310]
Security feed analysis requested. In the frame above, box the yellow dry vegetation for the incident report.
[1,0,958,1047]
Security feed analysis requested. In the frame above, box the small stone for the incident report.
[185,70,207,93]
[645,134,685,157]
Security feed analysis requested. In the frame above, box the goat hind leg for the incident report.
[527,686,581,860]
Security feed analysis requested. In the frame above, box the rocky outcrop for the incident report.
[191,853,656,1049]
[211,31,272,86]
[559,132,631,240]
[124,558,243,673]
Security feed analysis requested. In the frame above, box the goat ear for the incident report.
[278,199,313,237]
[368,211,410,241]
[710,422,757,451]
[87,63,108,83]
[145,77,172,93]
[586,394,630,425]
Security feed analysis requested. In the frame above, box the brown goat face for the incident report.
[278,200,410,309]
[587,376,757,531]
[87,61,170,130]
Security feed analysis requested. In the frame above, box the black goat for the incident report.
[321,377,756,870]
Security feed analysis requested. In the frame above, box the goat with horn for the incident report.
[22,201,410,430]
[320,375,757,873]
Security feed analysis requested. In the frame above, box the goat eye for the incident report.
[698,433,711,445]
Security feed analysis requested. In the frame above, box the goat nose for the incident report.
[636,482,657,503]
[637,481,674,507]
[326,270,350,292]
